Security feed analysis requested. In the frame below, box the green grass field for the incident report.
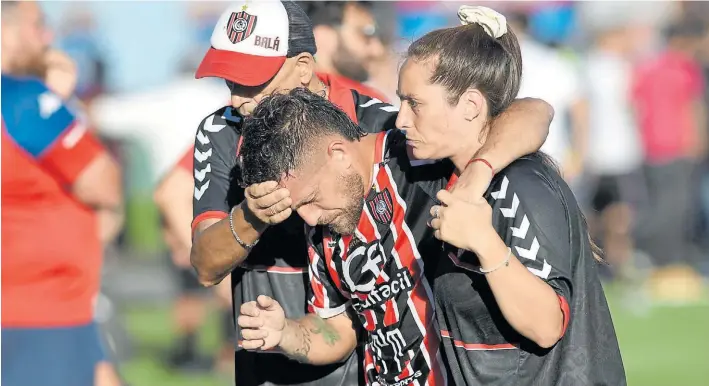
[120,288,709,386]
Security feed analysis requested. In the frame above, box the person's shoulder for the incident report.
[493,153,565,202]
[197,105,242,136]
[351,89,398,134]
[1,74,48,97]
[1,75,55,114]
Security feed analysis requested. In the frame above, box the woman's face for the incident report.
[395,59,471,161]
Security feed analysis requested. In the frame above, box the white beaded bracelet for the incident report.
[479,247,511,274]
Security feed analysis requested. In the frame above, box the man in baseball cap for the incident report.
[196,0,315,87]
[188,1,553,385]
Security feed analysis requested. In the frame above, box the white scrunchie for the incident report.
[458,5,507,39]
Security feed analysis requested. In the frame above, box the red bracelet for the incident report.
[467,158,494,176]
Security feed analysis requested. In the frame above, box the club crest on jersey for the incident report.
[226,11,257,44]
[367,188,393,225]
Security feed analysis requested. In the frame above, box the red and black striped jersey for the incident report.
[434,154,626,385]
[191,79,401,385]
[306,130,453,386]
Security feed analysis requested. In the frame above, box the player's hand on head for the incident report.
[244,181,293,225]
[429,189,496,254]
[238,295,286,351]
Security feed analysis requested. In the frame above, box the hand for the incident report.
[238,295,286,350]
[244,181,293,226]
[449,160,494,201]
[44,49,78,100]
[429,189,496,254]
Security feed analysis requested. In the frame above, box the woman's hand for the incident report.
[429,189,497,254]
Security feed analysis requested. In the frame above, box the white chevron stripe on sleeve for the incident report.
[359,98,384,108]
[511,215,529,239]
[194,180,210,200]
[194,148,212,163]
[499,194,519,218]
[491,176,508,200]
[196,130,210,145]
[194,164,211,182]
[202,114,226,133]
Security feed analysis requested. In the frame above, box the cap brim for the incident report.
[195,48,286,87]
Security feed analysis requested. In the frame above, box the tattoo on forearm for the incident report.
[290,323,312,363]
[285,315,342,364]
[309,315,341,346]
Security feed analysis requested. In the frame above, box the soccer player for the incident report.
[236,88,454,385]
[1,2,123,385]
[411,7,626,385]
[189,1,553,384]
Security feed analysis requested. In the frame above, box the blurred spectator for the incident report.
[154,143,234,374]
[632,20,707,301]
[510,11,588,182]
[297,0,389,102]
[365,1,401,106]
[1,2,123,385]
[55,9,106,103]
[579,19,645,279]
[299,1,383,83]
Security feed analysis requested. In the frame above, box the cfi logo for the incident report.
[226,11,257,44]
[342,239,386,294]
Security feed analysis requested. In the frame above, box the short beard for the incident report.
[332,38,369,83]
[327,171,365,235]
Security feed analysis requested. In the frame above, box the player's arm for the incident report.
[155,149,194,253]
[238,234,358,364]
[188,111,247,286]
[192,199,271,286]
[452,98,553,197]
[188,111,292,286]
[239,296,358,365]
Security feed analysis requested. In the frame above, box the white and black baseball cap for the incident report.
[195,0,317,86]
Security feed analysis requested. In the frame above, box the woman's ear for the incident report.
[460,88,485,121]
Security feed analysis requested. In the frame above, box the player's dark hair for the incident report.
[406,21,522,117]
[240,88,364,186]
[297,1,372,27]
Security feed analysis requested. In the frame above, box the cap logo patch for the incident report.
[226,11,257,44]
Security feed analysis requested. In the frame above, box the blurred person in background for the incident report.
[55,7,106,104]
[189,1,553,385]
[577,10,645,281]
[509,10,589,183]
[632,20,708,302]
[90,51,232,372]
[297,0,390,102]
[1,1,123,385]
[364,1,401,106]
[154,146,236,375]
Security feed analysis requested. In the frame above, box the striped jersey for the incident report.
[306,130,452,386]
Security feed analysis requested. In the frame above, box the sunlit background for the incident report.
[4,1,709,385]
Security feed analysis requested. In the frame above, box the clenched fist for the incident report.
[244,181,292,225]
[238,295,286,351]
